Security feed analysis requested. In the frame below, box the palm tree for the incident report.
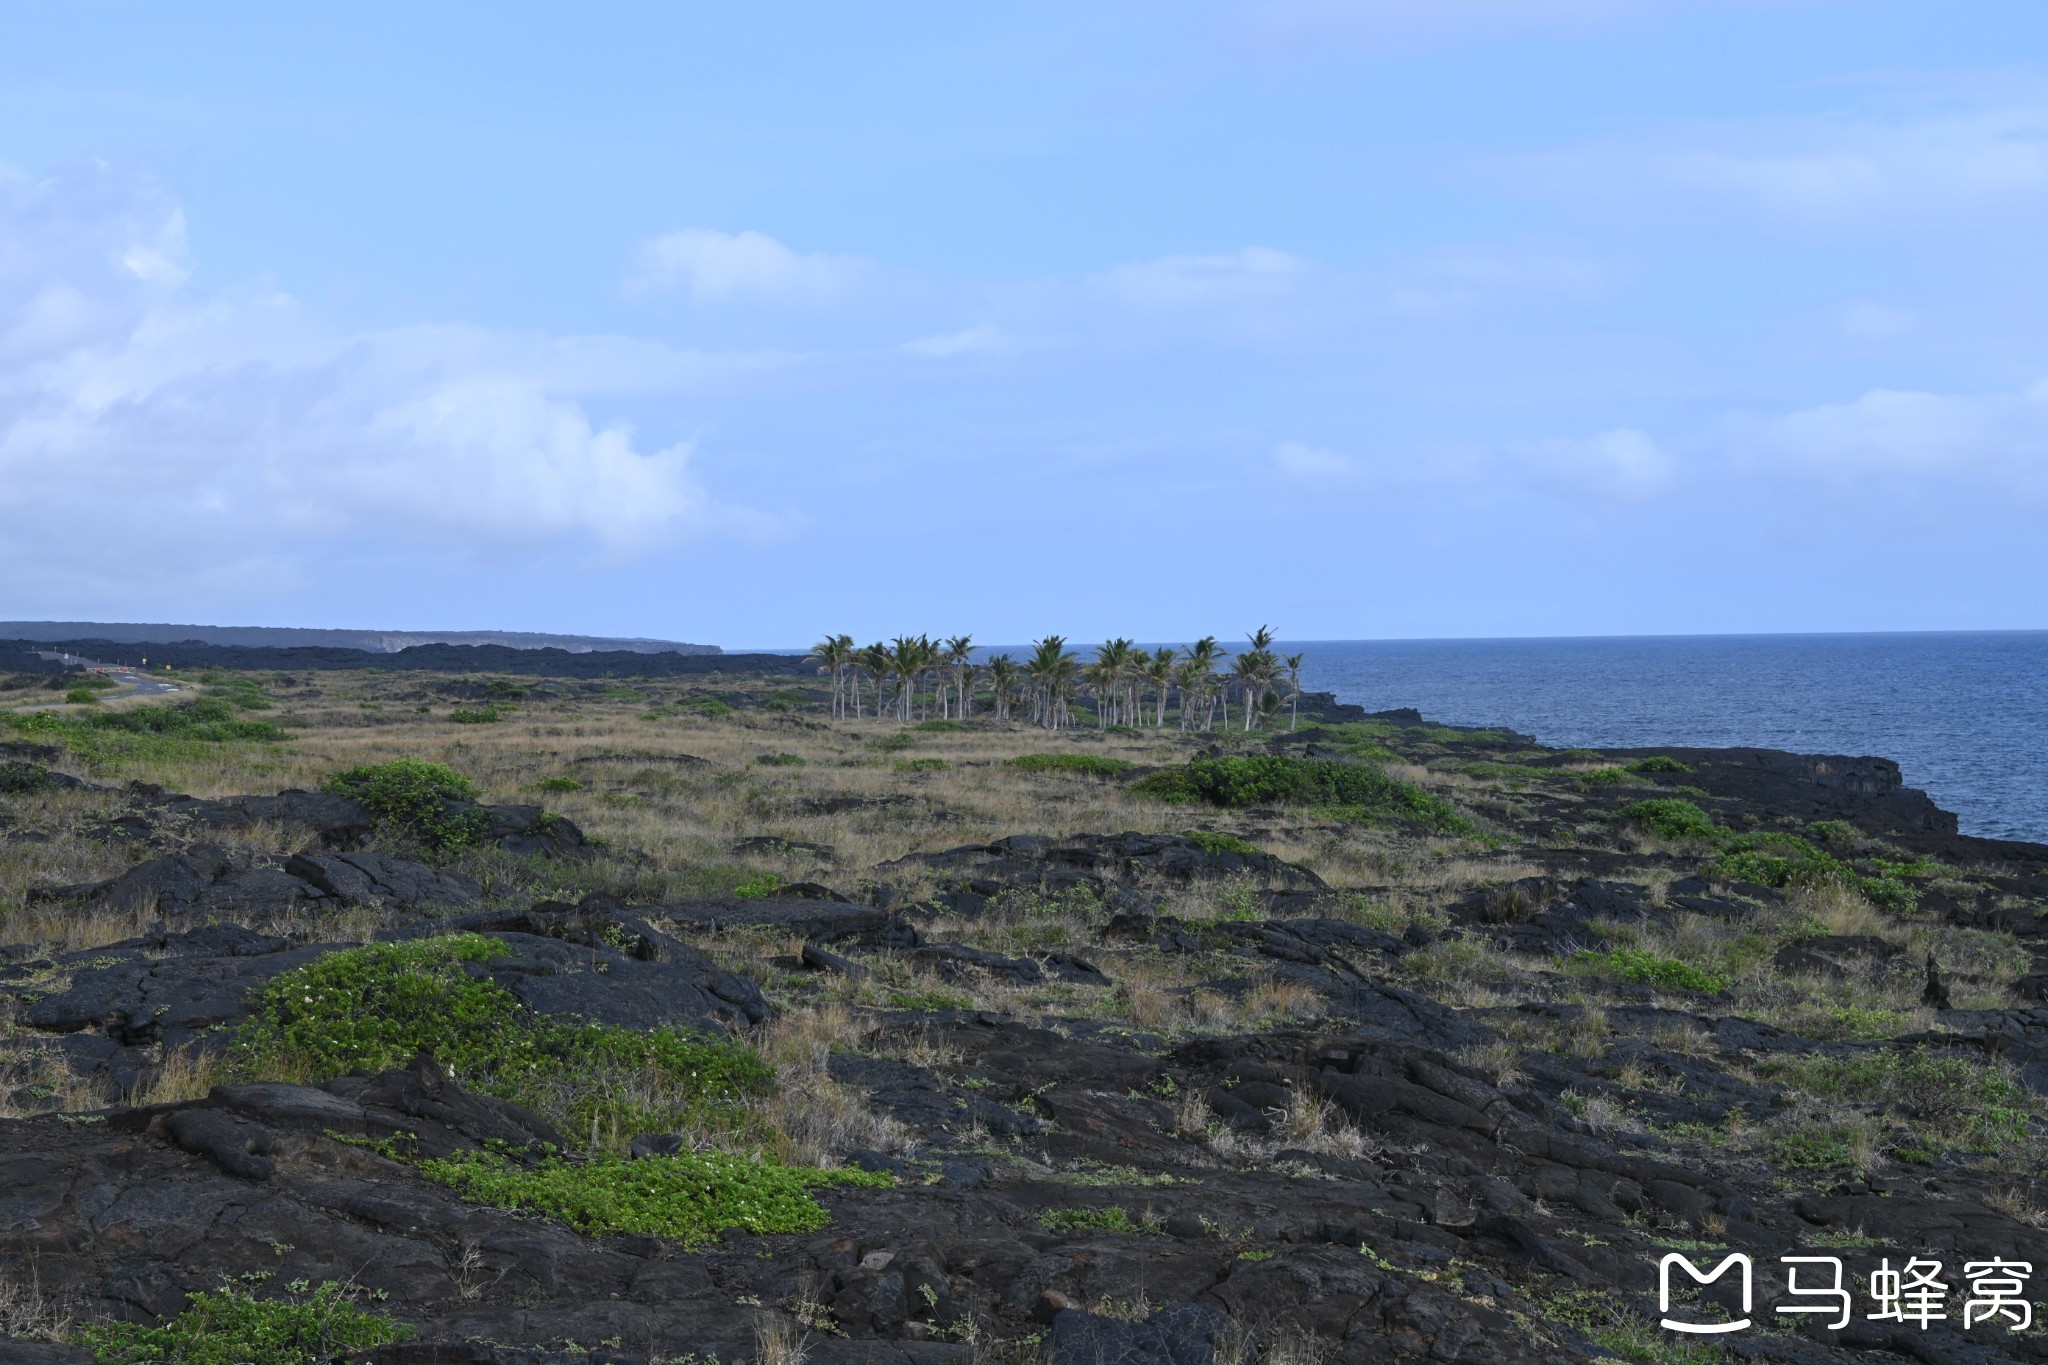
[889,636,932,722]
[986,654,1019,721]
[1231,647,1280,731]
[943,635,975,718]
[806,634,855,719]
[1025,636,1078,729]
[1090,638,1135,727]
[1181,637,1222,731]
[1143,648,1176,726]
[1282,651,1305,730]
[857,642,890,719]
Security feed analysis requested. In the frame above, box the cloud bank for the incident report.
[0,166,751,606]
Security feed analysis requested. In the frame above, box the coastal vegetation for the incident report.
[0,644,2042,1363]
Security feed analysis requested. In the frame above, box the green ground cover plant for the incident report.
[322,757,489,853]
[1180,830,1259,856]
[1465,762,1548,785]
[1627,756,1690,774]
[78,1281,413,1365]
[1772,1126,1865,1170]
[1762,1047,2030,1151]
[1006,753,1132,776]
[200,671,276,710]
[1037,1206,1153,1234]
[448,705,504,724]
[1619,801,1927,909]
[233,935,771,1143]
[419,1149,889,1245]
[0,760,54,793]
[1617,799,1721,841]
[1132,755,1473,835]
[1572,946,1730,994]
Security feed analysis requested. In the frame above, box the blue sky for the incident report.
[3,1,2046,647]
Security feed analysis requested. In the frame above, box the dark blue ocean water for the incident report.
[1292,632,2048,844]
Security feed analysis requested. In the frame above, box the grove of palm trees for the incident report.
[807,629,1307,733]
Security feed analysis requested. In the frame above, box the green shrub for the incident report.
[888,988,974,1012]
[233,935,770,1143]
[686,696,735,716]
[1771,1047,2022,1122]
[755,752,806,767]
[1465,762,1548,785]
[734,872,783,899]
[1617,798,1721,841]
[1672,785,1710,799]
[0,761,53,794]
[65,684,102,704]
[1181,830,1259,857]
[1772,1126,1862,1170]
[1038,1206,1153,1234]
[1007,753,1133,776]
[420,1149,888,1245]
[1573,946,1729,994]
[1576,767,1632,789]
[895,757,947,773]
[1710,832,1837,889]
[914,719,964,732]
[869,731,919,753]
[1627,755,1691,774]
[203,673,276,710]
[78,1281,413,1365]
[448,705,503,724]
[528,776,583,792]
[2,699,288,764]
[322,757,489,853]
[1135,755,1473,835]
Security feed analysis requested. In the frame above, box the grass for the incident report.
[1037,1206,1157,1234]
[78,1282,413,1365]
[419,1148,890,1245]
[1180,829,1259,856]
[1006,752,1132,776]
[1,697,287,766]
[1572,946,1730,995]
[1617,798,1721,841]
[231,935,772,1148]
[1131,754,1475,835]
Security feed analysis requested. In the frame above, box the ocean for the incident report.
[1293,632,2048,844]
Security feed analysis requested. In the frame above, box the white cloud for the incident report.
[1237,0,1707,49]
[625,227,871,305]
[1385,245,1614,316]
[0,166,766,595]
[1091,246,1309,310]
[1834,300,1915,341]
[1736,382,2048,485]
[1272,440,1364,482]
[1510,427,1677,500]
[1509,102,2048,229]
[902,324,1007,358]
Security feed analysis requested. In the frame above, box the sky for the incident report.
[3,1,2047,649]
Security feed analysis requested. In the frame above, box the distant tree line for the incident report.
[805,630,1306,732]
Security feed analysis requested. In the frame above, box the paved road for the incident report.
[29,650,183,699]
